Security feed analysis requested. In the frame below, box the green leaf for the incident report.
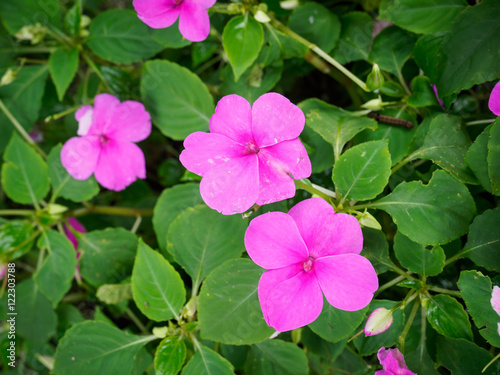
[16,278,57,343]
[244,339,309,375]
[379,0,467,35]
[458,270,500,348]
[153,20,192,49]
[288,2,341,53]
[79,228,138,287]
[405,345,440,375]
[465,125,492,192]
[393,232,445,276]
[86,10,164,65]
[96,283,132,305]
[132,240,186,322]
[141,60,214,140]
[0,65,49,152]
[49,48,79,101]
[462,208,500,272]
[298,98,377,159]
[181,345,234,375]
[0,220,35,261]
[153,183,204,253]
[360,227,393,275]
[198,259,274,345]
[332,12,372,64]
[426,294,472,340]
[53,321,156,375]
[487,118,500,194]
[1,133,50,205]
[353,300,405,356]
[222,16,264,82]
[436,336,496,375]
[0,0,62,34]
[131,348,153,375]
[373,170,476,246]
[0,23,16,69]
[167,205,247,293]
[64,3,81,36]
[369,26,416,77]
[47,145,100,202]
[406,76,439,107]
[333,140,391,201]
[34,230,77,307]
[155,336,186,375]
[300,122,335,173]
[409,114,477,184]
[309,298,368,343]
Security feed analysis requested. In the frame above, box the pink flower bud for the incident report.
[364,307,393,336]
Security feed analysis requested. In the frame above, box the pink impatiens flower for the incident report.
[489,81,500,116]
[180,93,311,215]
[61,94,151,191]
[64,217,86,250]
[491,285,500,335]
[133,0,216,42]
[244,198,378,332]
[376,347,416,375]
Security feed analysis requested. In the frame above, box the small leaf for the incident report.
[223,16,264,81]
[155,336,186,375]
[49,48,79,101]
[465,125,492,192]
[487,118,500,194]
[0,220,35,261]
[132,240,186,322]
[406,76,439,107]
[96,284,132,305]
[393,232,445,276]
[426,294,473,340]
[64,3,81,36]
[181,345,234,375]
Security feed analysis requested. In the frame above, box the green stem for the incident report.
[466,119,496,126]
[45,102,91,122]
[399,299,420,353]
[375,275,406,296]
[82,52,112,93]
[0,98,48,159]
[482,352,500,373]
[126,308,148,334]
[68,205,154,217]
[0,46,57,54]
[0,209,35,216]
[130,216,142,234]
[294,180,335,202]
[427,286,462,298]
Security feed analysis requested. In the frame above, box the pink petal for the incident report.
[88,94,120,135]
[251,93,305,148]
[314,254,378,311]
[190,0,217,8]
[179,1,210,42]
[259,264,323,332]
[489,81,500,116]
[137,9,180,29]
[61,136,101,180]
[199,155,259,214]
[288,198,363,258]
[75,105,92,122]
[260,138,312,179]
[255,159,296,206]
[245,212,308,270]
[132,0,177,18]
[94,140,146,191]
[209,95,253,145]
[105,100,152,143]
[377,348,415,375]
[64,217,87,250]
[179,132,247,176]
[491,285,500,317]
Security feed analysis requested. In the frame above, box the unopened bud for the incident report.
[15,23,47,45]
[361,97,384,111]
[364,307,393,336]
[46,203,68,217]
[0,69,17,87]
[280,0,299,10]
[80,15,91,29]
[254,10,271,23]
[366,63,385,92]
[357,210,381,230]
[152,326,168,339]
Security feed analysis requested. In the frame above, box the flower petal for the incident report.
[87,94,120,135]
[288,198,363,258]
[132,0,177,18]
[209,95,253,145]
[61,136,101,180]
[259,264,323,332]
[489,81,500,116]
[260,138,312,179]
[106,100,152,143]
[179,1,210,42]
[377,348,415,375]
[76,107,94,136]
[491,285,500,317]
[179,132,246,176]
[251,93,305,148]
[191,0,217,8]
[199,154,259,214]
[94,140,146,191]
[245,212,308,269]
[137,9,180,29]
[314,254,378,311]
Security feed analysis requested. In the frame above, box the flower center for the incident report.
[99,134,110,146]
[302,256,315,272]
[245,142,260,154]
[173,0,183,6]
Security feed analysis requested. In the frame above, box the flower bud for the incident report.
[361,97,384,111]
[366,63,385,92]
[357,210,382,230]
[364,307,393,336]
[254,10,271,23]
[0,69,17,87]
[280,0,299,10]
[15,23,47,45]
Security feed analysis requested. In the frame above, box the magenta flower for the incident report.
[61,94,151,191]
[64,217,87,250]
[491,285,500,335]
[376,347,416,375]
[244,198,378,332]
[180,93,311,215]
[132,0,216,42]
[489,81,500,116]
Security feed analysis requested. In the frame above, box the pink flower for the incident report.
[430,84,444,109]
[364,307,394,336]
[64,217,87,250]
[376,347,416,375]
[61,94,151,191]
[132,0,216,42]
[244,198,378,332]
[491,285,500,335]
[489,81,500,116]
[179,93,312,215]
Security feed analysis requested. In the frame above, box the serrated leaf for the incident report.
[0,220,35,260]
[333,140,391,201]
[141,60,214,140]
[155,336,186,375]
[487,118,500,194]
[132,240,185,322]
[373,170,475,246]
[49,48,79,101]
[223,16,264,82]
[181,345,234,375]
[1,133,49,205]
[426,294,472,340]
